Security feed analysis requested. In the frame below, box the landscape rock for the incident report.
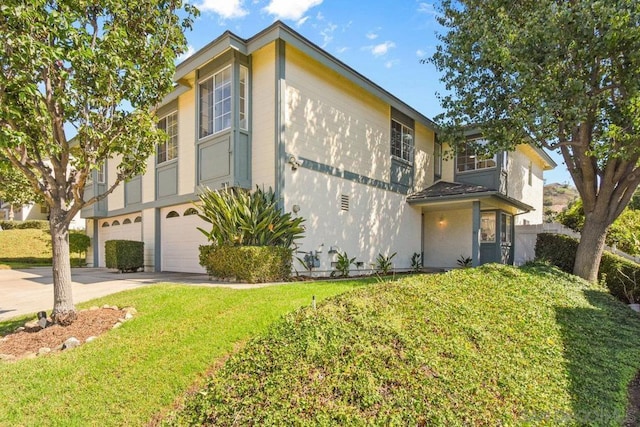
[0,353,16,361]
[37,347,51,355]
[122,307,137,315]
[23,352,37,359]
[89,306,100,311]
[24,320,40,330]
[14,327,25,333]
[124,312,134,320]
[62,337,81,350]
[102,304,111,309]
[112,322,122,329]
[85,336,97,343]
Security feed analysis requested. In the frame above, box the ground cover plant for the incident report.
[166,264,640,426]
[0,280,370,425]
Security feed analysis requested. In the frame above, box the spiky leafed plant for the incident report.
[196,186,305,248]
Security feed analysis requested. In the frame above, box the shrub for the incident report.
[375,252,396,275]
[197,186,305,248]
[535,233,640,303]
[0,220,49,230]
[105,240,144,273]
[69,232,91,266]
[199,245,292,283]
[331,251,355,278]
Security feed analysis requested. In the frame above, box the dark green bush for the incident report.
[199,245,292,283]
[105,240,144,273]
[69,233,90,254]
[535,233,640,303]
[0,220,49,230]
[535,233,578,273]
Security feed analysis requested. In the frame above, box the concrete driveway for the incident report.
[0,267,272,321]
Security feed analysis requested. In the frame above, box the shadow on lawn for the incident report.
[553,289,640,425]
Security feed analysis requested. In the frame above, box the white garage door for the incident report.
[161,205,208,273]
[98,215,143,267]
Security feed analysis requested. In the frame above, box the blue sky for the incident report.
[180,0,571,184]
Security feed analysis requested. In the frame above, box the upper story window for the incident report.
[199,66,232,138]
[391,119,414,163]
[434,141,442,180]
[456,138,497,173]
[97,163,105,184]
[239,66,248,131]
[157,111,178,164]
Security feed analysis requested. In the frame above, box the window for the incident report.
[434,141,442,179]
[157,112,178,164]
[391,120,414,163]
[239,66,248,130]
[480,212,496,243]
[456,139,497,173]
[97,162,105,184]
[501,213,512,244]
[199,67,232,138]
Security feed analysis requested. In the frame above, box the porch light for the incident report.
[438,215,445,225]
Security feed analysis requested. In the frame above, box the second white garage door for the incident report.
[160,205,209,273]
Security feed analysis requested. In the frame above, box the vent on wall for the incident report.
[340,194,349,211]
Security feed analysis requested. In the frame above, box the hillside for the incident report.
[0,228,51,266]
[544,182,579,214]
[166,264,640,426]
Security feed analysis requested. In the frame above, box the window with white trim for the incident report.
[199,66,232,138]
[157,111,178,164]
[456,139,497,173]
[239,66,248,131]
[391,119,414,163]
[97,162,105,184]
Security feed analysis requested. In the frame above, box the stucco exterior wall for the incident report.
[507,146,545,224]
[285,167,422,273]
[177,89,197,195]
[284,47,390,183]
[423,207,473,269]
[414,123,436,191]
[251,43,276,189]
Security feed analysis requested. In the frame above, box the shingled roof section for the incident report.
[407,181,496,202]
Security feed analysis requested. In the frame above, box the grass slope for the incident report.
[0,280,370,425]
[0,229,51,266]
[166,264,640,426]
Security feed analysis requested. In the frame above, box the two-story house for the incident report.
[82,21,555,274]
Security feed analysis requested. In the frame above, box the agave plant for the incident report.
[196,186,305,248]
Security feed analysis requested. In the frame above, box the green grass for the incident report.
[165,264,640,426]
[0,280,370,426]
[0,229,52,266]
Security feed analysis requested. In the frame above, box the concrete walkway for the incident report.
[0,267,277,321]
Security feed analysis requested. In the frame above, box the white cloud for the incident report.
[197,0,248,19]
[320,22,337,47]
[366,31,378,40]
[296,16,310,27]
[177,45,196,63]
[366,41,396,57]
[417,2,438,15]
[263,0,323,21]
[416,49,426,57]
[336,46,349,54]
[385,59,399,69]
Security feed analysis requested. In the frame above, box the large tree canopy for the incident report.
[432,0,640,281]
[0,1,197,323]
[0,157,41,219]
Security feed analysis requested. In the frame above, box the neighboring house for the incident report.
[82,21,555,273]
[0,200,85,230]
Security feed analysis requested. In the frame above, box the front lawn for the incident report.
[166,264,640,426]
[0,280,371,425]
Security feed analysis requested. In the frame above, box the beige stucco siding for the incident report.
[441,143,455,182]
[414,123,436,190]
[177,89,197,195]
[107,155,125,210]
[286,167,422,272]
[284,47,390,182]
[251,43,276,189]
[508,146,545,224]
[423,207,473,269]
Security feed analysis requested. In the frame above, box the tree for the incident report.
[0,1,197,324]
[432,0,640,282]
[0,158,41,220]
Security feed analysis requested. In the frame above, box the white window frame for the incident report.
[481,211,496,243]
[199,66,232,139]
[391,119,414,163]
[157,111,178,165]
[239,66,248,131]
[97,162,105,184]
[456,138,497,173]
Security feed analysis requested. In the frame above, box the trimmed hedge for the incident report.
[105,240,144,273]
[536,233,640,303]
[0,220,49,230]
[199,245,292,283]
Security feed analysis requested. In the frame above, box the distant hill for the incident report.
[544,183,579,214]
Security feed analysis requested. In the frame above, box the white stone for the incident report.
[112,322,122,329]
[24,320,39,329]
[63,337,81,350]
[124,312,134,320]
[0,353,16,361]
[123,307,137,315]
[85,336,97,343]
[37,347,51,355]
[89,306,100,311]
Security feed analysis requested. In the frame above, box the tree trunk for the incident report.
[50,211,76,325]
[573,215,609,283]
